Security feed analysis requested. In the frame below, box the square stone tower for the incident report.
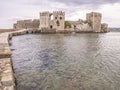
[53,11,65,31]
[86,12,102,32]
[39,12,51,29]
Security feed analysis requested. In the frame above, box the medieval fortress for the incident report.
[13,11,108,33]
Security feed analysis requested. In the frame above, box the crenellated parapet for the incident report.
[53,11,65,15]
[40,11,50,16]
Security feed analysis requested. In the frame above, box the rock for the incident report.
[1,73,15,86]
[3,85,15,90]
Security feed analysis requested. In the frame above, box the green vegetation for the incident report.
[64,21,72,28]
[83,20,92,26]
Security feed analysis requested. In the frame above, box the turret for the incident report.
[86,12,102,32]
[39,11,51,29]
[53,11,65,31]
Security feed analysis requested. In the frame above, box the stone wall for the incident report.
[39,12,51,29]
[0,58,15,90]
[13,19,39,30]
[0,32,15,90]
[39,11,65,32]
[53,11,65,31]
[41,28,56,34]
[68,20,92,32]
[76,23,92,32]
[101,23,108,32]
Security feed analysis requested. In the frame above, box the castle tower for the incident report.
[86,12,102,32]
[39,12,51,29]
[53,11,65,31]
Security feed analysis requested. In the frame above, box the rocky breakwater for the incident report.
[0,29,40,90]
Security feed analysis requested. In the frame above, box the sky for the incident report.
[0,0,120,28]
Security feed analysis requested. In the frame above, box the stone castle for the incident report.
[13,11,108,33]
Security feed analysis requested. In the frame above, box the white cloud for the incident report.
[0,0,120,28]
[97,3,120,27]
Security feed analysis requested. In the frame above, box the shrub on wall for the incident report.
[65,21,72,28]
[83,20,92,27]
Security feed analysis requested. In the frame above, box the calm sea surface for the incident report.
[10,32,120,90]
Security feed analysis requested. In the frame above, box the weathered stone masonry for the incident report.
[13,19,39,30]
[39,11,65,32]
[86,12,102,32]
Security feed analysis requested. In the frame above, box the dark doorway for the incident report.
[50,25,53,29]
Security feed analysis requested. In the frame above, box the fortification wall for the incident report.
[75,23,92,32]
[101,23,108,32]
[67,20,92,32]
[13,19,39,30]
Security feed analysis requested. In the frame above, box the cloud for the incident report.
[0,0,120,28]
[52,0,120,6]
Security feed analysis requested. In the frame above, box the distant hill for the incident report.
[108,28,120,32]
[109,28,120,30]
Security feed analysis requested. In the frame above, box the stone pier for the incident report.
[0,29,40,90]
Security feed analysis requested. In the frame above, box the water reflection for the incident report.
[10,33,120,90]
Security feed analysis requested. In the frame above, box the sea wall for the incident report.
[0,29,40,90]
[0,29,14,34]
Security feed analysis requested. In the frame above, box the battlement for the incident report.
[40,11,50,16]
[53,11,65,15]
[17,19,32,24]
[87,12,102,18]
